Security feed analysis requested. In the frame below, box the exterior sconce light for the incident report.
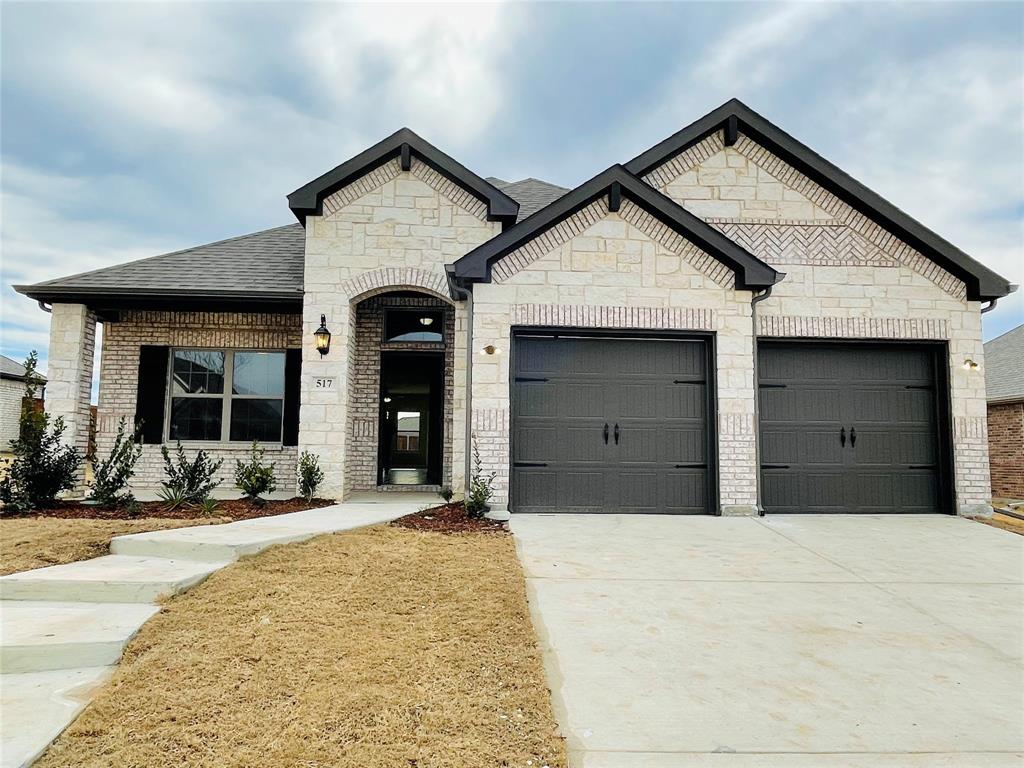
[962,359,979,371]
[419,316,434,326]
[481,344,500,355]
[314,314,332,356]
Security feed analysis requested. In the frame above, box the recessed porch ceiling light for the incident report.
[419,317,434,326]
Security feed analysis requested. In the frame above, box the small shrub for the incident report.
[197,497,220,517]
[160,442,223,505]
[439,485,454,503]
[157,484,189,512]
[465,438,495,519]
[235,441,277,503]
[297,450,324,502]
[88,416,142,507]
[124,499,143,519]
[0,351,82,512]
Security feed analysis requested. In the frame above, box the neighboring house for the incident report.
[0,355,46,451]
[984,325,1024,499]
[13,99,1016,516]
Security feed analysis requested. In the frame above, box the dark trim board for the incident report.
[508,326,720,515]
[625,99,1014,302]
[756,338,955,515]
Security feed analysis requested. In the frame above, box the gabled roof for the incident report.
[453,165,780,290]
[14,224,305,310]
[0,354,46,383]
[625,98,1015,302]
[984,324,1024,403]
[288,128,519,226]
[486,177,569,221]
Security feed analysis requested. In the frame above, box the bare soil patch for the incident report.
[391,501,508,534]
[0,517,225,575]
[4,497,334,522]
[36,526,567,768]
[974,511,1024,536]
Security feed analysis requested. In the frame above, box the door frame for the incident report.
[509,326,720,515]
[376,349,445,487]
[756,337,955,515]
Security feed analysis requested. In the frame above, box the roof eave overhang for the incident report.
[13,284,304,314]
[452,165,779,292]
[625,99,1015,302]
[287,127,519,227]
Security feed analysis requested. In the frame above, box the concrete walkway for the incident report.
[0,497,426,768]
[512,514,1024,768]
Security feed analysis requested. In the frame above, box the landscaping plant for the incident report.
[197,497,220,517]
[297,450,324,502]
[465,438,496,518]
[439,485,454,503]
[235,441,277,503]
[159,442,223,506]
[0,351,82,512]
[88,416,142,507]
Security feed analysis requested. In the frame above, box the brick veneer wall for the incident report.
[96,311,302,496]
[345,295,455,492]
[647,129,992,515]
[987,401,1024,499]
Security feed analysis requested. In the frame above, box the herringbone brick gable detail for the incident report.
[322,158,488,220]
[511,303,715,331]
[643,133,966,299]
[341,266,451,302]
[493,199,733,288]
[757,314,950,339]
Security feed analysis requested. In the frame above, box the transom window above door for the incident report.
[168,349,285,442]
[383,309,444,343]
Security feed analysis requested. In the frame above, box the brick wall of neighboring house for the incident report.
[345,294,454,493]
[987,401,1024,499]
[0,378,25,451]
[96,311,302,496]
[644,130,991,516]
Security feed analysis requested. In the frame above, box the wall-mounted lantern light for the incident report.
[962,358,980,371]
[314,314,332,356]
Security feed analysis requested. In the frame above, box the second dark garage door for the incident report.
[758,341,950,514]
[511,334,713,514]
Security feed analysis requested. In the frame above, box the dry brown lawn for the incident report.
[975,511,1024,536]
[0,517,224,575]
[36,526,567,768]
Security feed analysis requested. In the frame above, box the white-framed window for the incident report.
[166,349,285,443]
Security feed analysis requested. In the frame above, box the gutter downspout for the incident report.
[446,266,474,496]
[980,298,999,314]
[750,282,778,517]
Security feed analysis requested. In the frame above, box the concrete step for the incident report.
[0,555,229,603]
[0,666,113,768]
[110,523,318,562]
[0,601,159,673]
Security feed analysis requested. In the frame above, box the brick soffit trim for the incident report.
[511,303,716,331]
[493,199,733,288]
[643,133,967,300]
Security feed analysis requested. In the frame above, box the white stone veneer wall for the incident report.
[96,311,302,497]
[0,378,26,451]
[649,131,991,514]
[299,158,500,498]
[472,199,758,514]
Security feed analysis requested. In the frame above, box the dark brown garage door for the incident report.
[511,334,713,514]
[758,342,950,514]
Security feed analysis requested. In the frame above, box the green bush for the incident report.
[88,416,142,507]
[0,352,82,512]
[297,450,324,502]
[439,485,454,503]
[235,441,277,503]
[197,497,220,517]
[160,442,223,505]
[464,439,495,519]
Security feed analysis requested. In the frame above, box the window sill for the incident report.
[162,441,290,452]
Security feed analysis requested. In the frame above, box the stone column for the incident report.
[47,303,97,495]
[717,306,759,516]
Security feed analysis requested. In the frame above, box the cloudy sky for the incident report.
[2,1,1022,377]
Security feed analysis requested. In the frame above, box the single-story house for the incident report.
[14,99,1016,516]
[984,324,1024,500]
[0,355,46,451]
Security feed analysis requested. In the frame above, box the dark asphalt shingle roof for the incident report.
[984,324,1024,403]
[0,354,46,382]
[16,177,568,302]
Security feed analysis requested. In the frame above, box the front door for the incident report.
[378,352,443,486]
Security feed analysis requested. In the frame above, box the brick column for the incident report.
[47,303,97,495]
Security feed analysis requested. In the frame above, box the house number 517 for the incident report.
[314,377,335,390]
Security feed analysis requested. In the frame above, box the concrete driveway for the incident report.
[511,515,1024,767]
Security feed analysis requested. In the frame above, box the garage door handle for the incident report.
[513,462,548,468]
[850,427,857,447]
[603,423,609,444]
[840,427,846,447]
[614,423,620,445]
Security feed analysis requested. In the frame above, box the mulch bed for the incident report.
[391,501,508,534]
[3,497,335,522]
